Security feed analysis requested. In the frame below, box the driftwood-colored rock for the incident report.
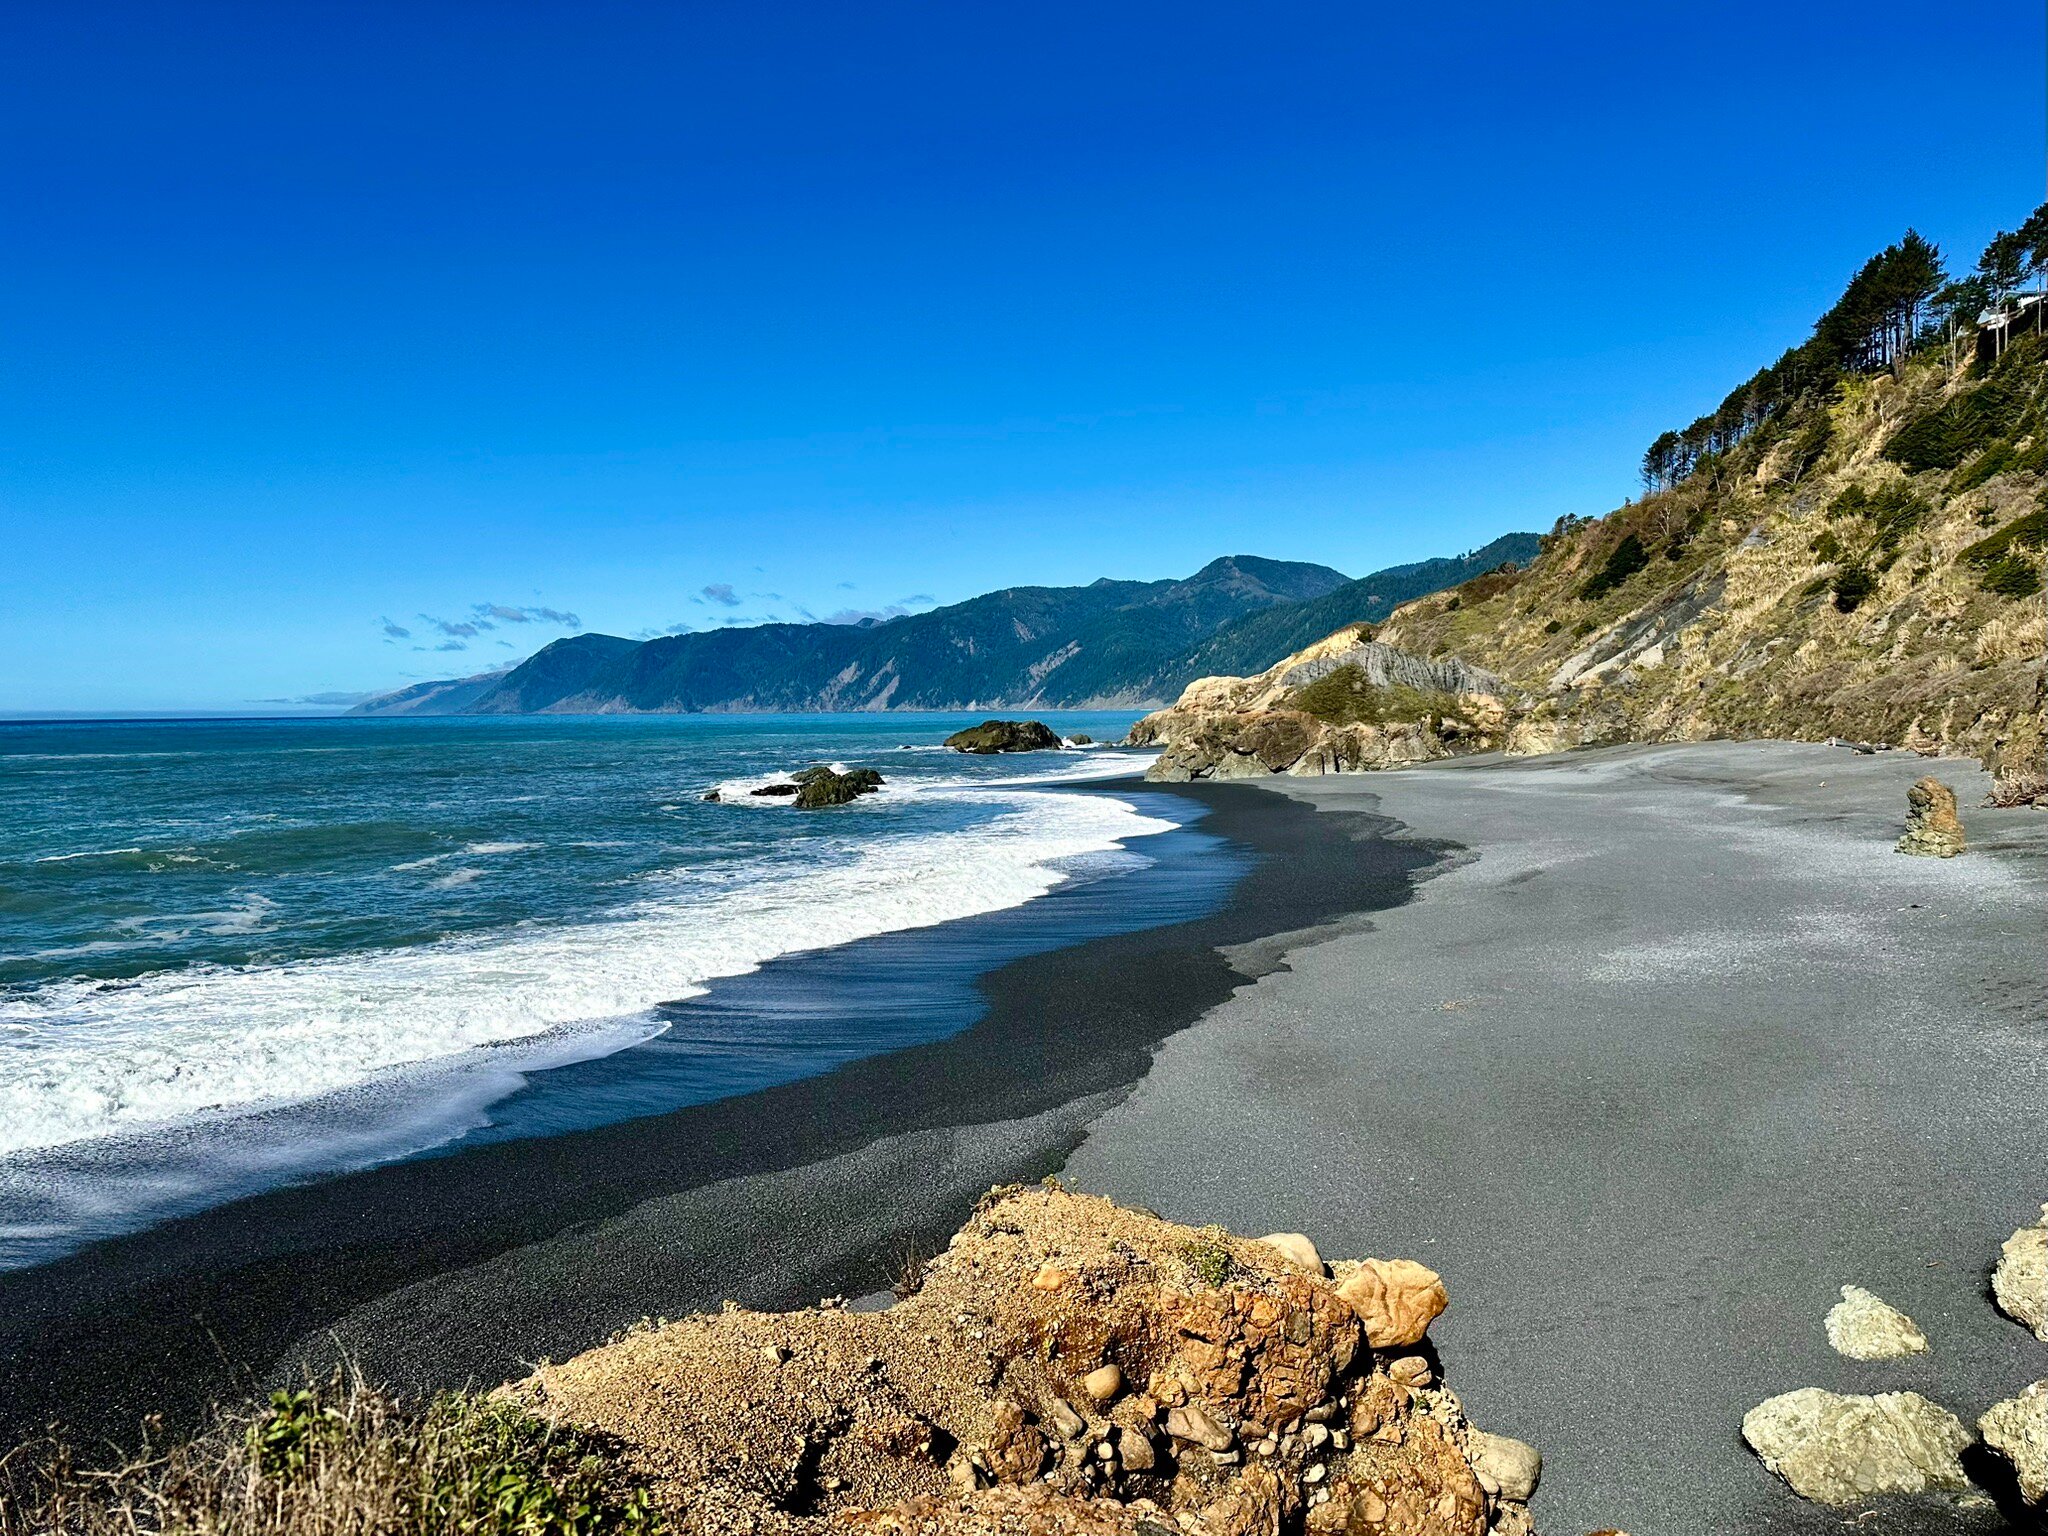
[1995,1204,2048,1342]
[1980,1380,2048,1507]
[1823,1285,1928,1360]
[1740,1388,1970,1505]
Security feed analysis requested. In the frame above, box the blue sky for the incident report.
[3,1,2041,712]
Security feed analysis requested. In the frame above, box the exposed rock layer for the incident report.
[1129,633,1510,782]
[508,1188,1543,1536]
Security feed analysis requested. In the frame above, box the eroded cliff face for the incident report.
[1134,344,2046,791]
[507,1187,1546,1536]
[1373,347,2046,788]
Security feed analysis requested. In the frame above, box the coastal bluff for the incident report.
[1132,330,2048,798]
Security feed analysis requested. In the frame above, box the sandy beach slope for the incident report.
[1064,741,2048,1535]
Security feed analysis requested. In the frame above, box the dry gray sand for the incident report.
[1063,741,2048,1535]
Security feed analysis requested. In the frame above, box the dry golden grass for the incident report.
[0,1374,656,1536]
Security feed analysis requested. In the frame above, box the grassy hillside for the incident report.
[1375,338,2047,785]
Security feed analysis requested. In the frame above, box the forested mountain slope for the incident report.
[352,543,1535,714]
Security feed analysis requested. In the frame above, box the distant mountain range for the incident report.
[351,536,1538,716]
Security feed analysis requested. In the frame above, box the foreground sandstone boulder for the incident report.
[508,1187,1542,1535]
[1995,1204,2048,1341]
[1333,1258,1449,1350]
[1979,1380,2048,1507]
[1895,777,1965,857]
[945,720,1063,754]
[1823,1286,1928,1360]
[1740,1388,1970,1505]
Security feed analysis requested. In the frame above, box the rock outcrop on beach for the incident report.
[1128,631,1510,782]
[1995,1204,2048,1341]
[1895,777,1966,857]
[1739,1389,1972,1505]
[506,1186,1548,1536]
[1980,1381,2048,1508]
[945,720,1064,754]
[1823,1286,1929,1360]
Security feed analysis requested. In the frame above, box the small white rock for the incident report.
[1258,1232,1326,1274]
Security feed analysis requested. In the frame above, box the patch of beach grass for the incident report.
[0,1373,659,1536]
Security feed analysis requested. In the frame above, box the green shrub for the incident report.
[6,1381,660,1536]
[1809,530,1845,563]
[1542,619,1563,634]
[1884,371,2031,472]
[1831,567,1878,613]
[1981,551,2045,598]
[1180,1231,1233,1288]
[1579,533,1651,600]
[1284,666,1457,728]
[1960,505,2048,566]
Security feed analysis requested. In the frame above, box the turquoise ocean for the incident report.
[0,712,1238,1268]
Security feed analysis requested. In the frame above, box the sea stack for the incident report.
[944,719,1063,754]
[1895,777,1965,857]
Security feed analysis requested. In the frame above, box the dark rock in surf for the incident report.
[944,720,1063,754]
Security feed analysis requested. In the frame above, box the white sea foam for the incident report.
[0,783,1175,1157]
[33,847,144,864]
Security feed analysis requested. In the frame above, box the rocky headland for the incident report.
[1128,325,2047,801]
[1128,632,1509,782]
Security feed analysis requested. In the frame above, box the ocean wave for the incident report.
[0,789,1176,1157]
[33,847,144,864]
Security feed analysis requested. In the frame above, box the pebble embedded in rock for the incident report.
[1083,1364,1123,1402]
[1258,1232,1326,1274]
[1388,1356,1432,1388]
[1164,1404,1234,1452]
[1466,1429,1542,1502]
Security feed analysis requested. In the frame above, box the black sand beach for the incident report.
[1067,743,2048,1535]
[7,743,2044,1536]
[0,779,1439,1449]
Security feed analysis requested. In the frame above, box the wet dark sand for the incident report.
[0,779,1442,1449]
